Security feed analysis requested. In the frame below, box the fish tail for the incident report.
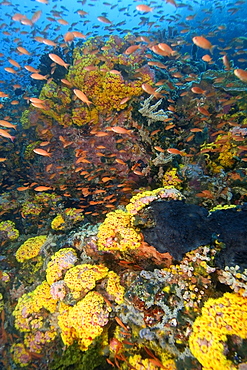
[210,45,216,54]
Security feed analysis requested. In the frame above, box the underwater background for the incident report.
[0,0,247,369]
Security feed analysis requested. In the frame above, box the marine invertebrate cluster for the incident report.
[0,220,19,241]
[58,291,111,351]
[12,235,125,367]
[51,208,84,230]
[162,168,183,189]
[5,187,247,369]
[201,132,238,174]
[35,35,154,128]
[63,263,109,299]
[218,265,247,296]
[15,235,47,263]
[21,192,62,218]
[12,280,58,363]
[189,292,247,370]
[126,187,184,216]
[13,280,58,332]
[46,248,78,285]
[10,343,32,368]
[97,209,142,253]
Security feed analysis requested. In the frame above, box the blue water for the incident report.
[0,0,247,92]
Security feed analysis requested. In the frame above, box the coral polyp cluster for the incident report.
[3,188,247,369]
[97,209,142,253]
[46,247,78,285]
[15,235,47,263]
[97,187,184,255]
[59,291,111,351]
[125,186,184,215]
[0,220,19,241]
[51,208,84,230]
[63,263,109,299]
[189,292,247,370]
[12,235,125,366]
[37,35,153,127]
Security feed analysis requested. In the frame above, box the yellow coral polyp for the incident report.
[64,264,109,299]
[127,354,160,370]
[57,302,75,346]
[59,291,111,351]
[13,281,58,332]
[0,220,19,240]
[97,209,141,252]
[189,292,247,370]
[46,248,78,285]
[210,204,236,213]
[106,271,125,304]
[11,343,32,367]
[15,235,47,263]
[51,208,84,230]
[162,168,183,189]
[126,186,184,216]
[24,327,57,353]
[51,214,65,230]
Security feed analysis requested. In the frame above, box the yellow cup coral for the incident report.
[189,291,247,370]
[106,270,125,304]
[162,168,183,189]
[64,263,109,299]
[10,343,32,368]
[51,214,65,230]
[0,220,19,241]
[126,187,184,216]
[51,208,84,230]
[97,209,142,252]
[13,281,58,333]
[46,248,78,285]
[58,291,111,351]
[15,235,47,263]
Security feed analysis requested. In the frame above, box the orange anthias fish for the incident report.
[72,31,86,39]
[31,10,42,23]
[124,45,139,55]
[30,73,48,80]
[141,83,162,98]
[198,106,211,116]
[73,89,92,106]
[0,120,16,129]
[24,65,40,73]
[8,59,21,68]
[16,46,31,55]
[167,148,186,156]
[234,69,247,83]
[202,54,212,62]
[0,129,15,141]
[33,148,51,157]
[191,86,206,94]
[97,16,112,24]
[110,126,131,135]
[48,53,70,69]
[166,0,177,7]
[136,4,154,12]
[192,36,214,53]
[4,67,17,74]
[34,186,52,191]
[158,43,174,56]
[222,55,231,70]
[63,32,74,42]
